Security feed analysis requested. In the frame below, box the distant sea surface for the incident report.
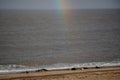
[0,9,120,74]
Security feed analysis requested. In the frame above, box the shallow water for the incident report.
[0,9,120,73]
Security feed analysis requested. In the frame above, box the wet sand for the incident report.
[0,67,120,80]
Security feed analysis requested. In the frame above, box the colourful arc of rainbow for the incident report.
[57,0,75,50]
[55,0,73,51]
[56,0,72,27]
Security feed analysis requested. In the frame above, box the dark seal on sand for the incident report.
[71,68,77,70]
[36,69,48,72]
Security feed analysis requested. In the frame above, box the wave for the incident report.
[0,61,120,74]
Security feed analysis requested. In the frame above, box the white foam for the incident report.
[43,61,120,70]
[0,61,120,74]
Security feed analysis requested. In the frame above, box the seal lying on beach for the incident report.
[36,69,48,72]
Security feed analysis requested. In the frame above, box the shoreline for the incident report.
[0,66,120,80]
[0,65,120,75]
[0,61,120,75]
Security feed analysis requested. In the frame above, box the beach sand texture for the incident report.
[0,67,120,80]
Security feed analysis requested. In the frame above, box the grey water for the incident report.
[0,9,120,73]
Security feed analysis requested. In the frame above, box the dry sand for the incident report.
[0,67,120,80]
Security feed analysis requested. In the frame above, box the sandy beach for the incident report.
[0,67,120,80]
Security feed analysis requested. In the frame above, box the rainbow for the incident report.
[54,0,75,50]
[56,0,73,28]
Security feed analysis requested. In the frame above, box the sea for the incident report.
[0,9,120,74]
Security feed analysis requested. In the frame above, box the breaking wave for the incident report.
[0,61,120,74]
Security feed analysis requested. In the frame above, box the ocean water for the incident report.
[0,9,120,74]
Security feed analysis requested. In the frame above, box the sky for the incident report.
[0,0,120,9]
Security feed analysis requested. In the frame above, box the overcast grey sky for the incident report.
[0,0,120,9]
